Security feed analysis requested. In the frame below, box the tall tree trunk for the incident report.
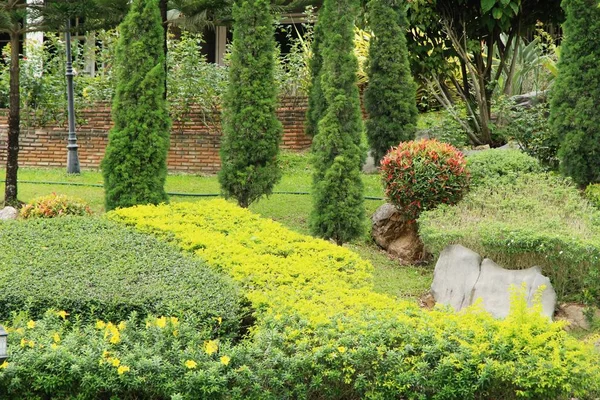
[160,0,168,100]
[4,31,20,207]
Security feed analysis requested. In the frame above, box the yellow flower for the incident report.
[220,355,231,366]
[111,358,121,367]
[102,350,111,359]
[204,340,218,355]
[109,330,121,344]
[118,321,126,331]
[173,330,179,337]
[20,338,27,348]
[337,346,346,354]
[170,317,179,326]
[27,320,35,329]
[28,340,35,348]
[117,365,130,375]
[216,317,222,325]
[96,320,106,330]
[156,317,167,329]
[0,361,8,369]
[51,343,59,350]
[56,310,69,320]
[53,333,61,343]
[184,359,197,369]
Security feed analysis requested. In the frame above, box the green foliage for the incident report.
[0,312,235,399]
[218,0,282,208]
[550,0,600,186]
[467,148,543,187]
[381,139,469,221]
[304,10,325,137]
[20,193,92,219]
[419,173,600,304]
[417,109,470,148]
[0,217,243,332]
[495,99,559,169]
[167,31,227,130]
[101,0,171,211]
[105,200,600,399]
[585,183,600,210]
[310,0,365,245]
[364,0,418,164]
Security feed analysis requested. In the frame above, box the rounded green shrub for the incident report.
[0,217,244,333]
[20,193,92,219]
[381,139,469,221]
[467,148,543,186]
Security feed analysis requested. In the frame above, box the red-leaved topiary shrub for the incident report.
[381,139,469,221]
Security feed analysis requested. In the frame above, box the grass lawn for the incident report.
[0,151,433,300]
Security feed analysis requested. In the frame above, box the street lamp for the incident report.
[0,326,7,361]
[65,18,80,174]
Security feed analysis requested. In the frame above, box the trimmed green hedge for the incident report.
[419,173,600,304]
[467,148,543,186]
[0,217,243,335]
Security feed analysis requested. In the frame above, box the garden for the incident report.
[1,0,600,399]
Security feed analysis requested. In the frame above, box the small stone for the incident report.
[555,303,592,331]
[0,206,18,220]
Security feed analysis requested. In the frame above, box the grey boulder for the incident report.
[0,206,18,220]
[431,244,556,319]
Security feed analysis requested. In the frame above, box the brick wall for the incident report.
[0,96,311,174]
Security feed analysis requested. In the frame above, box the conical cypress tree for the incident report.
[364,0,418,165]
[305,18,326,137]
[310,0,365,245]
[550,0,600,187]
[101,0,171,211]
[218,0,282,208]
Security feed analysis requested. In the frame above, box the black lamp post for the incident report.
[65,19,80,174]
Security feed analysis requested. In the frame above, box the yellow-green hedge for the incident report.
[109,199,405,324]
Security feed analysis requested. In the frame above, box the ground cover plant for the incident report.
[419,171,600,304]
[0,217,244,332]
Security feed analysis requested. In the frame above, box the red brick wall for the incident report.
[0,96,311,174]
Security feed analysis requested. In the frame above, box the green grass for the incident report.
[0,151,432,301]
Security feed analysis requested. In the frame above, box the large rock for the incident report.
[430,245,481,311]
[371,203,424,264]
[0,206,18,220]
[431,244,556,319]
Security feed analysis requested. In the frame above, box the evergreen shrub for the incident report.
[467,149,543,186]
[310,0,365,245]
[550,0,600,186]
[419,173,600,304]
[381,139,469,221]
[218,0,282,208]
[101,0,171,211]
[20,193,92,219]
[364,0,418,164]
[0,217,243,330]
